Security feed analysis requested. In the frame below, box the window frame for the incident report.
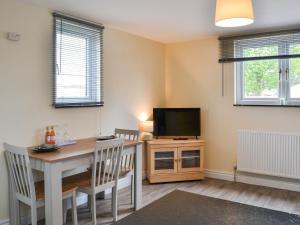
[285,43,300,105]
[235,40,300,106]
[53,14,103,108]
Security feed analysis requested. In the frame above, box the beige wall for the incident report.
[165,37,300,173]
[2,0,300,222]
[0,0,165,220]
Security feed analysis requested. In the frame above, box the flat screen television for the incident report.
[153,108,201,137]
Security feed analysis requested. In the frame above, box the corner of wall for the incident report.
[163,44,170,106]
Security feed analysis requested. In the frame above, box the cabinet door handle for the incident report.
[286,68,289,80]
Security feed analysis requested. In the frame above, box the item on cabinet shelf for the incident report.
[153,108,201,138]
[147,139,205,183]
[173,138,189,140]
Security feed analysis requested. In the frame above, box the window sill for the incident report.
[53,102,104,108]
[233,104,300,107]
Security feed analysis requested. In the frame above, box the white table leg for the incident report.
[44,162,63,225]
[134,144,142,210]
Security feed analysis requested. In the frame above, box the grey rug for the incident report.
[114,190,300,225]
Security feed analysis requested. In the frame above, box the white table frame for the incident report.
[9,143,142,225]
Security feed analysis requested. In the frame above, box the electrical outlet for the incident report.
[7,32,21,41]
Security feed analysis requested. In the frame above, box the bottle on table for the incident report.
[50,126,56,144]
[45,126,51,144]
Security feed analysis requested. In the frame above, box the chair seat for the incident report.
[63,171,92,189]
[35,178,78,201]
[63,170,121,190]
[119,169,132,178]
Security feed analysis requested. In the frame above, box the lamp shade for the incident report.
[140,121,153,133]
[215,0,254,27]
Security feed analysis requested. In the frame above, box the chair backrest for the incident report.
[115,128,140,141]
[4,143,36,203]
[114,129,139,173]
[92,138,124,191]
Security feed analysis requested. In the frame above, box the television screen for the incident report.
[153,108,201,137]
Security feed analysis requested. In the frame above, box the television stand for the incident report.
[146,139,205,183]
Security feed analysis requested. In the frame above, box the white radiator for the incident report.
[237,129,300,180]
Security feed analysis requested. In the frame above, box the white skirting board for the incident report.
[237,172,300,192]
[204,169,300,192]
[204,169,234,181]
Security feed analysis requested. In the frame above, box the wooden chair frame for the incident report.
[115,128,140,204]
[4,143,78,225]
[77,138,124,224]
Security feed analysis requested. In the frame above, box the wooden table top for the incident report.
[28,138,142,163]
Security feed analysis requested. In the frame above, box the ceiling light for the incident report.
[215,0,254,27]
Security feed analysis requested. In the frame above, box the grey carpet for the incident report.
[114,190,300,225]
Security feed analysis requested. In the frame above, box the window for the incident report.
[53,13,104,108]
[219,30,300,106]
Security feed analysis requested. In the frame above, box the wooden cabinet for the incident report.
[147,139,205,183]
[151,147,177,174]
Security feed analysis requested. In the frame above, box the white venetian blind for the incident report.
[53,13,104,108]
[219,29,300,63]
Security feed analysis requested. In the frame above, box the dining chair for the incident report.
[64,138,124,224]
[115,128,139,204]
[4,143,78,225]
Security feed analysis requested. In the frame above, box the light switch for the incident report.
[7,32,21,41]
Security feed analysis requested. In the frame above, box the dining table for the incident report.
[9,138,143,225]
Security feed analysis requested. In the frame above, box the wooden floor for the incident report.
[73,178,300,225]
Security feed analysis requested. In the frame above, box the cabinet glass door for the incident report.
[151,148,177,174]
[178,147,203,172]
